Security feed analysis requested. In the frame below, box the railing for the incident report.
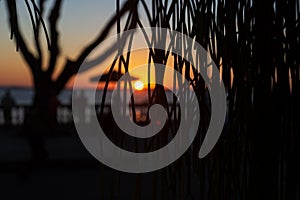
[0,104,109,126]
[0,106,26,126]
[0,104,180,126]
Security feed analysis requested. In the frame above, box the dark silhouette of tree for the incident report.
[3,0,50,51]
[3,0,300,199]
[4,0,138,131]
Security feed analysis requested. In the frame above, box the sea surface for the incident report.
[0,87,175,106]
[0,87,72,105]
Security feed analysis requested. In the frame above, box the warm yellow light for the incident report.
[134,80,144,91]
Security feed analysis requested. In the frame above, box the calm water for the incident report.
[0,87,72,105]
[0,87,175,106]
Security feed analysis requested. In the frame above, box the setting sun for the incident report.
[134,80,144,91]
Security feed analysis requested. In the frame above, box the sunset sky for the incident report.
[0,1,203,91]
[0,0,116,87]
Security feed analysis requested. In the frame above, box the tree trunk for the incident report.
[22,72,60,160]
[24,72,59,136]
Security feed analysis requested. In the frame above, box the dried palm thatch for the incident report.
[101,0,300,199]
[5,0,50,51]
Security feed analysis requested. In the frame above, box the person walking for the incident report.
[1,90,16,127]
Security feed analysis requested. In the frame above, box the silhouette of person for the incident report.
[1,90,16,127]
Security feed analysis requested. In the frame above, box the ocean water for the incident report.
[0,87,73,105]
[0,87,175,106]
[0,87,111,106]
